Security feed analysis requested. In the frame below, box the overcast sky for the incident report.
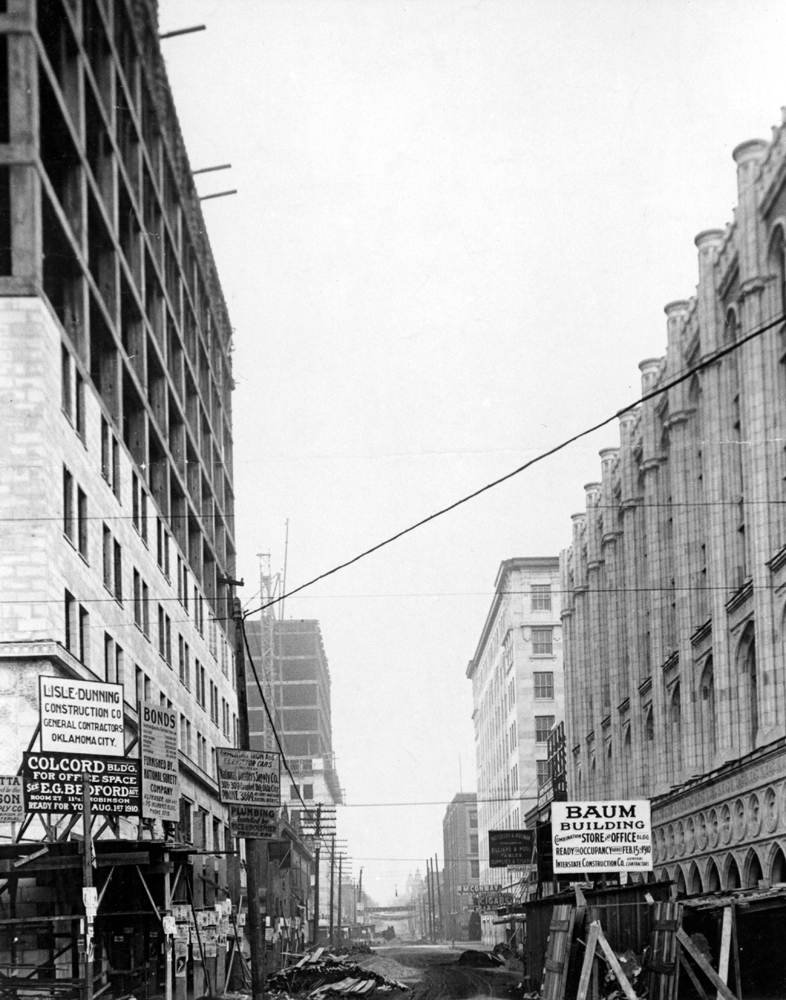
[158,0,786,902]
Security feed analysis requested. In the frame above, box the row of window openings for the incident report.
[134,662,237,750]
[63,347,219,630]
[64,588,233,733]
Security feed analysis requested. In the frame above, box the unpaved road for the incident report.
[375,945,521,1000]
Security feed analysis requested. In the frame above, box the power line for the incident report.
[242,310,786,621]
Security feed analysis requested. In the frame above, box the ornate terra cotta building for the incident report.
[560,111,786,896]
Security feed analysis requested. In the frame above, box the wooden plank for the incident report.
[541,903,576,1000]
[679,948,710,1000]
[730,902,742,1000]
[677,928,738,1000]
[596,926,638,1000]
[716,905,732,1000]
[576,921,601,1000]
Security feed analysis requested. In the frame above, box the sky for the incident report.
[158,0,786,903]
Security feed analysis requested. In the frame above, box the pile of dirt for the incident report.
[455,950,506,968]
[355,955,422,982]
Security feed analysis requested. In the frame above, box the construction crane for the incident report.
[256,550,283,751]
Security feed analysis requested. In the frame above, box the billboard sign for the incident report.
[0,776,24,823]
[140,701,179,821]
[551,800,653,872]
[489,829,534,867]
[229,804,278,840]
[22,752,140,815]
[217,749,280,807]
[39,677,125,757]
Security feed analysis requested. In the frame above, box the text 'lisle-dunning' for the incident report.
[550,800,653,872]
[38,676,125,756]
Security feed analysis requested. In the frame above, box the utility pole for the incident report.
[337,855,343,947]
[426,860,435,943]
[328,835,336,947]
[81,777,94,1000]
[434,854,443,940]
[312,805,322,946]
[233,598,266,1000]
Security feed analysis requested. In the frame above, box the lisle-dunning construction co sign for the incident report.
[39,677,125,756]
[551,800,653,872]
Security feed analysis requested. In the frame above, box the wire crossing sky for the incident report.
[159,0,786,901]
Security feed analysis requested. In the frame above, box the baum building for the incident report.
[560,111,786,895]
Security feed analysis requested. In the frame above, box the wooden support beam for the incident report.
[730,902,742,1000]
[595,926,638,1000]
[676,928,738,1000]
[576,922,601,1000]
[716,905,732,1000]
[133,866,163,926]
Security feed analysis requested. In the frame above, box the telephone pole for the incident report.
[434,854,443,940]
[311,805,322,946]
[233,598,266,1000]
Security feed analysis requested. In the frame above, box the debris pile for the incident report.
[456,949,506,968]
[266,948,412,999]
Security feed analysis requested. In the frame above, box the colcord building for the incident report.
[560,111,786,894]
[467,557,563,938]
[0,0,243,993]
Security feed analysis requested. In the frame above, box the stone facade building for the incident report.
[442,791,479,940]
[560,113,786,894]
[0,0,242,991]
[467,557,563,936]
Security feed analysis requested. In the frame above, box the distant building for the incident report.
[442,792,479,940]
[560,119,786,895]
[467,558,564,938]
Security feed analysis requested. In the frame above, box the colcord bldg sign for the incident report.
[551,800,652,873]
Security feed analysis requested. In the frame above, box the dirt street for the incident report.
[374,945,522,1000]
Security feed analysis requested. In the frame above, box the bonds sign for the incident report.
[140,701,179,822]
[39,677,125,756]
[551,800,653,872]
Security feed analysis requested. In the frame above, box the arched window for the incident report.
[771,845,786,884]
[706,859,721,892]
[726,857,741,890]
[738,623,758,750]
[688,862,702,896]
[725,308,747,583]
[643,708,654,794]
[669,684,682,785]
[700,658,716,765]
[674,868,687,897]
[623,726,632,797]
[745,851,763,889]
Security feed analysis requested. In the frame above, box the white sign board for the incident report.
[551,800,653,872]
[83,887,98,917]
[39,677,125,756]
[217,749,280,806]
[0,776,24,823]
[140,701,179,821]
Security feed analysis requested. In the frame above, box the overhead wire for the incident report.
[241,310,786,621]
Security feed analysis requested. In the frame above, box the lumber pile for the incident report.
[266,949,411,998]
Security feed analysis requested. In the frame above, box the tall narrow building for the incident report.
[467,558,563,936]
[0,0,239,844]
[442,792,479,940]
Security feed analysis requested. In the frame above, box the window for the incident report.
[531,585,551,611]
[511,764,518,792]
[77,488,88,558]
[142,580,150,636]
[113,540,123,603]
[210,682,219,726]
[178,636,190,689]
[179,797,192,843]
[196,661,206,708]
[535,715,555,743]
[508,678,516,708]
[469,810,478,829]
[75,371,85,438]
[62,345,73,421]
[469,833,478,853]
[158,606,171,664]
[157,518,170,577]
[222,698,230,737]
[536,759,550,787]
[65,590,76,653]
[180,714,192,757]
[470,860,480,879]
[132,472,147,540]
[290,784,299,801]
[104,633,114,682]
[101,418,120,499]
[509,720,517,752]
[133,570,143,629]
[534,672,554,699]
[63,466,74,541]
[79,605,90,664]
[532,627,553,655]
[303,784,314,799]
